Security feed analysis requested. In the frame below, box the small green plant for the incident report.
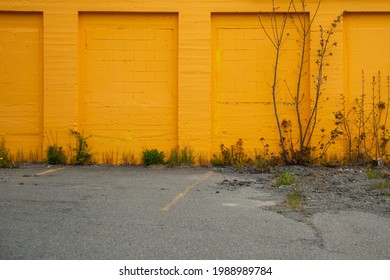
[372,181,390,189]
[46,145,67,165]
[167,149,180,166]
[210,153,224,167]
[253,138,281,172]
[211,138,249,168]
[253,154,272,172]
[336,72,390,165]
[380,191,390,196]
[142,148,165,166]
[0,138,18,168]
[285,190,303,209]
[276,171,296,186]
[70,130,93,165]
[167,146,195,166]
[367,169,385,179]
[0,138,11,168]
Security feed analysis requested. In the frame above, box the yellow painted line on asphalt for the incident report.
[161,171,214,212]
[35,167,66,176]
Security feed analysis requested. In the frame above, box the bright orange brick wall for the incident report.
[0,12,43,161]
[211,13,310,154]
[79,13,178,162]
[1,1,390,163]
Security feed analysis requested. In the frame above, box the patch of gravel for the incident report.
[213,165,390,218]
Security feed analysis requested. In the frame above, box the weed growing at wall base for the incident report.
[167,146,195,166]
[253,138,283,172]
[0,138,17,168]
[70,130,93,165]
[142,148,165,166]
[259,1,343,164]
[0,138,10,168]
[46,145,67,165]
[212,138,249,168]
[336,71,390,165]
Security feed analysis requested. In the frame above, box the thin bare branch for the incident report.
[258,15,278,49]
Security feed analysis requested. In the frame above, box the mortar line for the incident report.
[35,167,66,176]
[161,171,214,212]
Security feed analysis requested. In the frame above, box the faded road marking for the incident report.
[222,203,238,207]
[161,171,214,212]
[35,167,66,176]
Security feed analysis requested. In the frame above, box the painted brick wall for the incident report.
[0,12,43,161]
[211,13,310,153]
[79,13,178,162]
[1,1,390,163]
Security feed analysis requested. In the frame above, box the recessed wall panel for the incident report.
[211,13,310,152]
[0,12,43,159]
[79,13,178,161]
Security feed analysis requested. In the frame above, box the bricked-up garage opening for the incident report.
[79,13,178,162]
[344,13,390,156]
[211,13,310,153]
[0,12,43,160]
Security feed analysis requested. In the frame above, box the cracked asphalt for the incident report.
[0,164,389,259]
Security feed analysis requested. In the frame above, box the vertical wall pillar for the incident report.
[178,11,212,159]
[43,12,79,151]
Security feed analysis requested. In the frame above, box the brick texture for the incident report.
[79,13,177,161]
[0,12,43,159]
[0,1,390,163]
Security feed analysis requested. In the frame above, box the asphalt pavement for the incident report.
[0,165,389,259]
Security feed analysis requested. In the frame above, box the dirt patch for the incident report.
[213,165,390,218]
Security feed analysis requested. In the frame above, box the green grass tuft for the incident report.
[70,130,93,165]
[276,171,296,186]
[142,149,165,166]
[372,181,390,189]
[285,191,303,209]
[167,146,195,166]
[46,145,67,165]
[0,138,18,168]
[367,169,385,179]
